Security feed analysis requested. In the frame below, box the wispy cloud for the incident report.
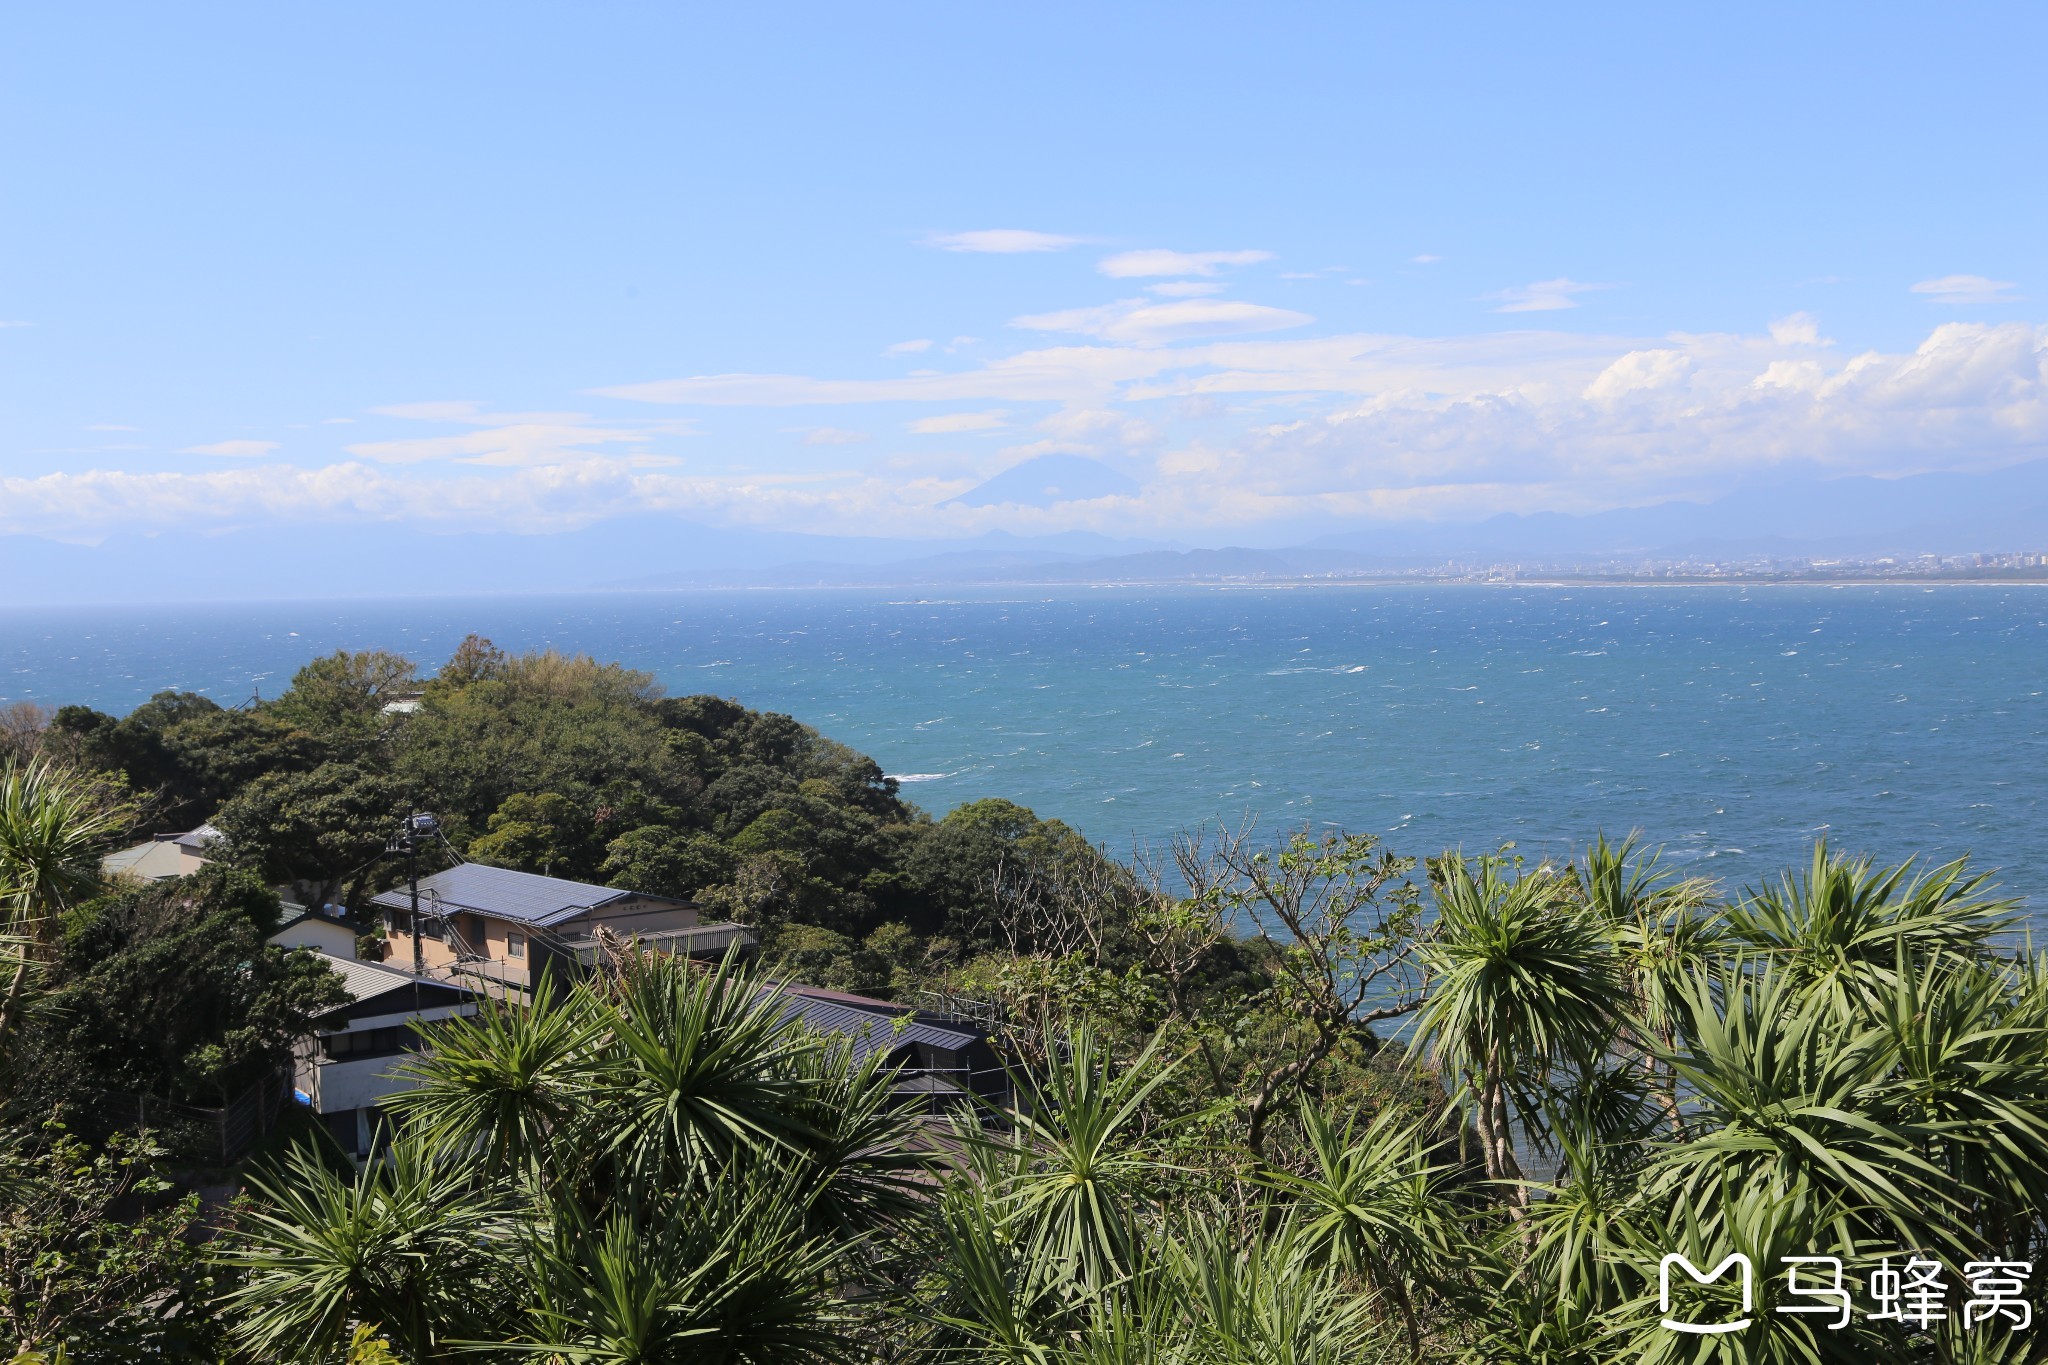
[924,229,1080,254]
[910,410,1007,434]
[1013,298,1312,345]
[179,439,279,458]
[347,401,689,467]
[1411,254,1442,264]
[1911,274,2019,305]
[885,338,934,355]
[797,426,870,445]
[1098,249,1272,278]
[1487,277,1614,313]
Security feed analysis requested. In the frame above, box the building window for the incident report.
[507,932,526,959]
[321,1025,421,1060]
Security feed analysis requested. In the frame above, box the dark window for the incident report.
[321,1107,361,1155]
[321,1025,422,1060]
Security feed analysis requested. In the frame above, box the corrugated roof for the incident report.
[369,862,643,927]
[101,840,192,881]
[768,990,982,1064]
[322,956,473,1008]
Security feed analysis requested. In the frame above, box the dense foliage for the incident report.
[11,865,346,1125]
[47,639,1115,992]
[210,837,2048,1364]
[3,643,2045,1363]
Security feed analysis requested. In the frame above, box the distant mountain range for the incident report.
[4,459,2043,604]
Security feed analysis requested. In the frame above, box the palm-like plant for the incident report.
[783,1034,934,1247]
[218,1140,511,1363]
[1168,1213,1396,1365]
[1646,959,1964,1258]
[1574,835,1721,1111]
[1258,1102,1453,1356]
[225,948,930,1363]
[0,757,125,1056]
[1866,951,2048,1255]
[999,1025,1189,1299]
[508,1178,853,1365]
[1722,842,2018,1017]
[383,974,610,1185]
[1413,854,1622,1209]
[603,949,822,1201]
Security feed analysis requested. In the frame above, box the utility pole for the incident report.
[385,812,441,1004]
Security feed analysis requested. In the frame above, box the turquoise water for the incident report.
[3,584,2044,908]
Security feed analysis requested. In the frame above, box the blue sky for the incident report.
[3,3,2044,545]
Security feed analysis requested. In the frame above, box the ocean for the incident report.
[3,584,2044,911]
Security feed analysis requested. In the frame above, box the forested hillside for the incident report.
[44,636,1115,998]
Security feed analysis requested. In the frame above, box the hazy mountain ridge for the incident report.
[4,460,2044,604]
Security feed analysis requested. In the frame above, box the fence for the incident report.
[92,1069,293,1166]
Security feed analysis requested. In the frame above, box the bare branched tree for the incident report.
[978,841,1135,962]
[0,703,50,767]
[1173,819,1437,1156]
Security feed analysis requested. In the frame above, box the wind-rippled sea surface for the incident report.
[3,584,2044,911]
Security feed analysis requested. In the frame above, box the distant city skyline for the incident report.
[3,4,2044,548]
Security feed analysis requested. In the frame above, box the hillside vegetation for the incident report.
[1,640,2043,1363]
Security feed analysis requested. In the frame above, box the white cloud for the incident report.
[797,426,870,445]
[0,320,28,329]
[1584,349,1693,402]
[1098,249,1273,278]
[1769,312,1826,346]
[33,313,2045,545]
[1412,254,1442,264]
[179,440,279,458]
[347,401,689,466]
[1911,274,2019,305]
[1488,277,1614,313]
[596,346,1182,406]
[925,229,1080,254]
[886,338,933,355]
[1014,298,1313,345]
[910,411,1008,434]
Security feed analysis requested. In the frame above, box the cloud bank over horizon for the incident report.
[6,9,2045,555]
[5,256,2045,544]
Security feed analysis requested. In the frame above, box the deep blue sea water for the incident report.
[3,584,2044,911]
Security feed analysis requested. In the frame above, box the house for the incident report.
[369,862,753,993]
[270,901,360,958]
[100,823,220,881]
[296,956,477,1160]
[772,983,1010,1110]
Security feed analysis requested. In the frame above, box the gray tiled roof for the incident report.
[369,862,646,928]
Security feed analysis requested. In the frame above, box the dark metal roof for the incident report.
[368,862,652,928]
[768,990,984,1065]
